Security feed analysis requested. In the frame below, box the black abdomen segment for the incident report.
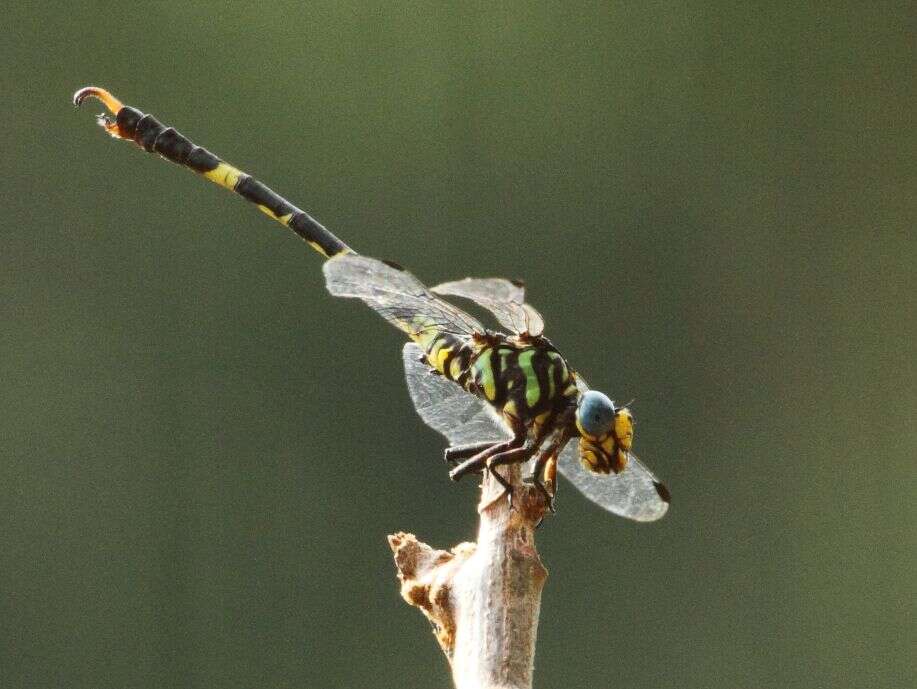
[74,87,352,259]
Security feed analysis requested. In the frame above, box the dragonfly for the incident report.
[73,86,670,522]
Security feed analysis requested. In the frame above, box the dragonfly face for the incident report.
[575,391,633,474]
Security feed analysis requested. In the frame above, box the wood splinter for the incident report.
[389,465,549,689]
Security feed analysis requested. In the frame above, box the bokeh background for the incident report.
[1,3,913,688]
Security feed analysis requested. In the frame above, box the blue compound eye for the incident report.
[576,390,616,438]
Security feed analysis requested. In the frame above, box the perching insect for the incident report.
[74,86,670,521]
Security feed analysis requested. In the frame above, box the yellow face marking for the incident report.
[203,162,243,191]
[600,435,616,454]
[614,408,634,451]
[594,434,628,473]
[580,446,599,472]
[580,438,616,474]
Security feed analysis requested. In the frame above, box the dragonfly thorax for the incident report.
[418,328,578,425]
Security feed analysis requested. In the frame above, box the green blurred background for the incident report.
[1,3,913,688]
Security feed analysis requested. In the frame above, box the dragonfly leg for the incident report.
[449,422,526,482]
[449,439,517,481]
[444,441,500,465]
[484,441,538,506]
[528,453,556,513]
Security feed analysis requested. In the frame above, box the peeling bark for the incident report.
[389,465,548,689]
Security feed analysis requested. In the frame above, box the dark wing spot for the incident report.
[382,259,405,271]
[653,481,671,503]
[510,278,525,288]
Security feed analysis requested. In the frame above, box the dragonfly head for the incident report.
[575,390,633,474]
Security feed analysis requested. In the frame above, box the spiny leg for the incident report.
[444,440,500,465]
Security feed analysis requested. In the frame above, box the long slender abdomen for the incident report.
[416,331,476,389]
[73,86,353,259]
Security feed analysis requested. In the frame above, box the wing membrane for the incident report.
[432,277,545,336]
[559,372,669,521]
[556,443,669,522]
[325,255,484,339]
[402,343,510,447]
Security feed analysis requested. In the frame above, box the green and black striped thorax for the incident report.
[419,330,578,423]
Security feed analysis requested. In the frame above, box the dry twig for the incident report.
[390,464,548,689]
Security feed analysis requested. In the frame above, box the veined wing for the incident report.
[556,443,669,521]
[325,255,485,339]
[431,277,545,337]
[402,343,510,446]
[561,372,669,521]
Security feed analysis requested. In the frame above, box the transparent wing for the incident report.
[325,255,484,339]
[556,443,670,522]
[432,277,545,337]
[402,343,511,447]
[558,371,670,521]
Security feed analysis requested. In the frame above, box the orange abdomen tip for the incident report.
[72,86,123,114]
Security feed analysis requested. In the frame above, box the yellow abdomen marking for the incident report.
[203,162,243,191]
[434,346,453,373]
[256,205,293,225]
